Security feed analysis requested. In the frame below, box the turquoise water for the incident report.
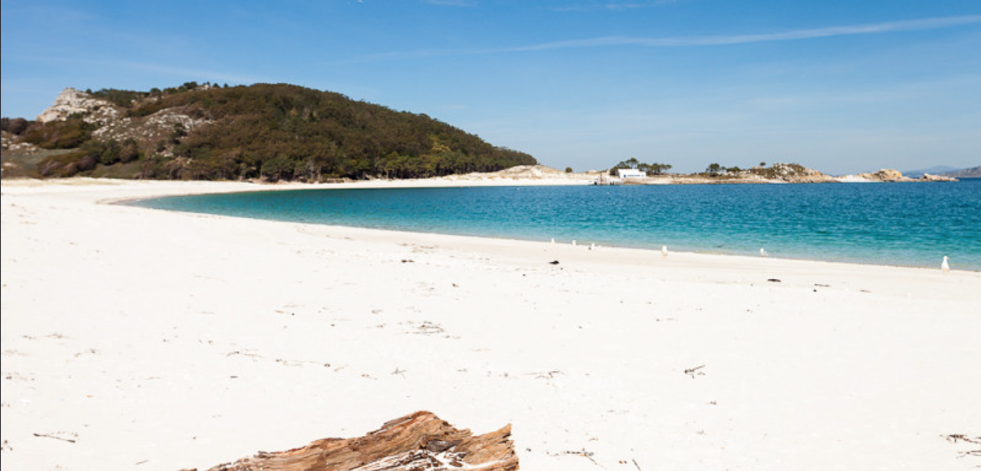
[133,179,981,270]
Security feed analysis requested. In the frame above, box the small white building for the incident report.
[617,168,647,179]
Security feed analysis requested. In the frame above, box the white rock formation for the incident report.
[34,88,210,150]
[1,132,39,154]
[92,110,206,143]
[35,88,119,124]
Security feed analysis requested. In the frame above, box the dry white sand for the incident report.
[2,178,979,471]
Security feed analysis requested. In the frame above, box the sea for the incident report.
[132,179,981,271]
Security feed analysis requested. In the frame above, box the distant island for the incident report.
[0,83,535,180]
[902,165,960,178]
[595,158,960,184]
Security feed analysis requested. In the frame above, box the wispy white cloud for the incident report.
[346,15,981,62]
[510,15,981,50]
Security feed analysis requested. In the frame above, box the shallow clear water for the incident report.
[133,179,981,270]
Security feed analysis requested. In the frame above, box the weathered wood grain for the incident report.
[180,411,518,471]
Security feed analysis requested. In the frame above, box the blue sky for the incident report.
[2,0,979,174]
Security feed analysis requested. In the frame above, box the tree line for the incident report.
[608,157,672,176]
[604,158,779,177]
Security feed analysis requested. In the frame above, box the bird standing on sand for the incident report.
[941,256,950,273]
[760,248,769,258]
[662,245,668,258]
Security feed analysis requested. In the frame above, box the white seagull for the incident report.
[941,256,950,273]
[760,248,769,258]
[662,245,668,258]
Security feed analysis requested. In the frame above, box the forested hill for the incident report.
[0,83,536,180]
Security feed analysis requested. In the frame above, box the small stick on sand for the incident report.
[33,433,76,444]
[684,365,706,379]
[563,450,601,467]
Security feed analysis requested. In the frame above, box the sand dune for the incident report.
[1,178,979,470]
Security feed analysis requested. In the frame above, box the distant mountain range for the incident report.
[940,166,981,178]
[903,165,980,179]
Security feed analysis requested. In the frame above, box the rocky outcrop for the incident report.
[35,88,120,124]
[762,163,837,183]
[1,131,39,155]
[646,163,836,184]
[181,411,518,471]
[837,169,960,183]
[920,173,958,182]
[91,108,208,153]
[854,169,911,182]
[32,87,211,159]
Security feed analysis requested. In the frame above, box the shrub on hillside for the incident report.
[23,119,94,149]
[37,151,93,177]
[1,117,31,135]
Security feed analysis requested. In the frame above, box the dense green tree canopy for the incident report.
[15,83,536,180]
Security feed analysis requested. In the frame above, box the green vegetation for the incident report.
[88,88,149,108]
[702,163,743,176]
[0,148,79,179]
[23,117,95,150]
[746,163,809,179]
[6,83,536,181]
[1,118,30,135]
[608,157,672,176]
[695,162,817,180]
[37,150,94,178]
[85,81,209,107]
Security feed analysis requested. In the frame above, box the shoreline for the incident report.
[9,177,977,314]
[95,177,975,273]
[5,176,975,272]
[2,178,979,471]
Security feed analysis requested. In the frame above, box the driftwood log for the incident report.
[183,411,518,471]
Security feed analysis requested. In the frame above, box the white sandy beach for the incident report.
[1,178,979,471]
